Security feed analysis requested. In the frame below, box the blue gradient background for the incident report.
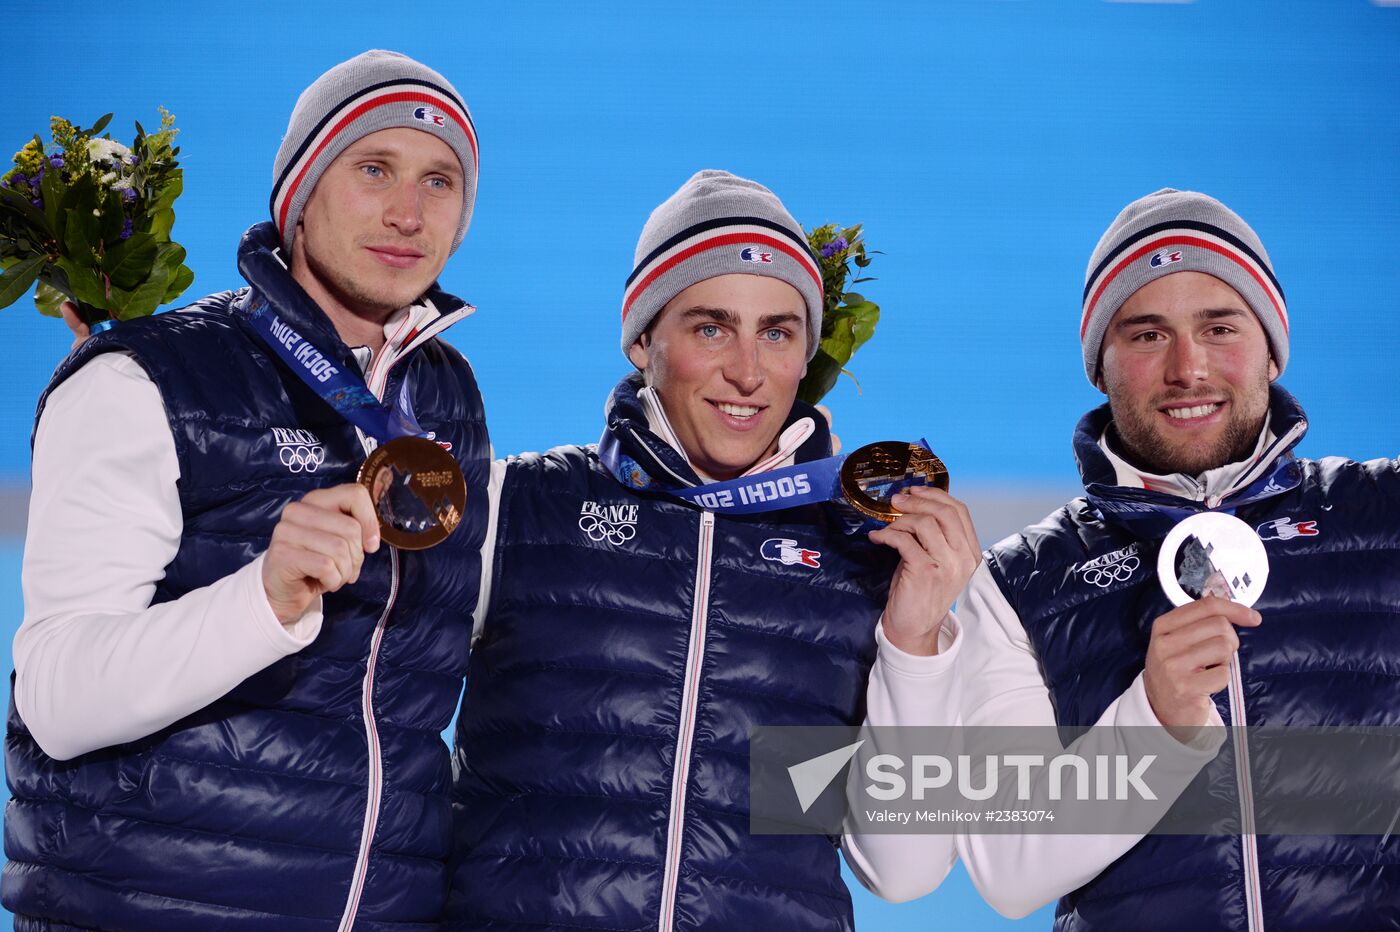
[3,2,1398,928]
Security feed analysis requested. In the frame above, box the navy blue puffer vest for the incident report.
[985,387,1400,931]
[4,223,489,930]
[446,375,896,930]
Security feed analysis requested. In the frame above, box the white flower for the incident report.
[111,177,134,191]
[99,172,117,185]
[86,138,131,164]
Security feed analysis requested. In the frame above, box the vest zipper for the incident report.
[336,343,408,930]
[1227,655,1264,932]
[658,509,715,932]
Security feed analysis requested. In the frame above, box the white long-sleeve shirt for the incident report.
[16,352,321,761]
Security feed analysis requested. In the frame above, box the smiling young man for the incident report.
[6,51,489,929]
[445,170,982,929]
[895,189,1400,928]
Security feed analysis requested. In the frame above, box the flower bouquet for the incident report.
[797,223,881,404]
[0,109,194,328]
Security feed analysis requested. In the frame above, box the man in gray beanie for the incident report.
[444,169,983,929]
[8,50,490,929]
[871,189,1400,928]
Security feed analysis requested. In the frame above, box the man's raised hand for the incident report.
[263,484,381,625]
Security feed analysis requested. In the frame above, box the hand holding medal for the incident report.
[855,442,979,657]
[1144,513,1267,742]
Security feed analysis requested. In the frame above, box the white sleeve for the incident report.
[470,455,507,646]
[952,561,1225,918]
[15,353,322,762]
[840,611,964,902]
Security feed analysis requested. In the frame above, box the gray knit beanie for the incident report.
[1080,188,1288,386]
[270,50,478,252]
[621,170,823,361]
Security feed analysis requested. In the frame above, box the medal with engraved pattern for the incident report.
[356,436,466,550]
[839,441,950,523]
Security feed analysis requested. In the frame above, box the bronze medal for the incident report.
[839,441,950,523]
[356,436,467,550]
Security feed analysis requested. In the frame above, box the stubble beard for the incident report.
[301,234,432,321]
[1107,363,1273,478]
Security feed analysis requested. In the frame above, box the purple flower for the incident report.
[120,218,134,239]
[819,237,849,258]
[49,156,64,169]
[31,198,42,209]
[12,173,25,186]
[122,187,137,203]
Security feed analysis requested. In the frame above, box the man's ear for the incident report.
[1268,356,1279,381]
[626,333,650,371]
[1094,372,1108,395]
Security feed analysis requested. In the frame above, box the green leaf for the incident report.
[147,170,182,214]
[148,207,175,240]
[162,263,194,304]
[101,232,157,290]
[39,165,65,236]
[118,245,182,319]
[34,280,67,316]
[843,300,880,355]
[0,255,45,310]
[0,186,55,238]
[796,348,843,405]
[839,368,864,394]
[117,242,185,319]
[54,257,106,308]
[63,207,96,263]
[89,113,113,135]
[841,292,865,306]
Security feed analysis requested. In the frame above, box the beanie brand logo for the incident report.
[740,246,774,264]
[413,106,446,128]
[1149,250,1183,268]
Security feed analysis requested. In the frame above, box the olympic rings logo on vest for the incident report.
[271,427,327,474]
[1075,544,1142,589]
[578,500,639,547]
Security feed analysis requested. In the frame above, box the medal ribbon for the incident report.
[245,299,423,443]
[599,430,933,517]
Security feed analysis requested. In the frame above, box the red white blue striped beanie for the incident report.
[622,170,823,361]
[270,50,478,252]
[1081,189,1288,386]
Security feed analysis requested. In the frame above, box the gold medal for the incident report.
[356,436,467,550]
[839,441,950,523]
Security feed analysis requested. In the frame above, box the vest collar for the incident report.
[232,221,474,371]
[598,372,832,491]
[1073,384,1310,537]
